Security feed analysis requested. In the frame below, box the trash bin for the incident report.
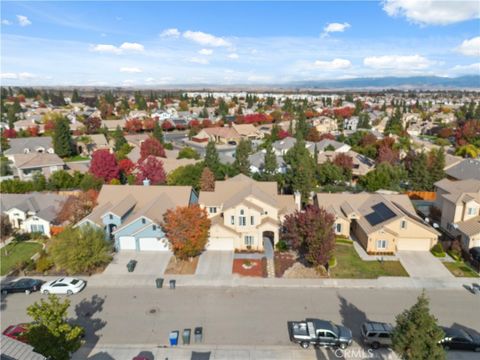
[169,279,176,289]
[127,260,137,272]
[169,330,179,346]
[182,328,191,345]
[155,278,164,288]
[194,327,203,343]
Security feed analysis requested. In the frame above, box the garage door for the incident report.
[206,237,234,250]
[138,237,169,251]
[118,236,136,250]
[471,239,480,248]
[396,237,432,251]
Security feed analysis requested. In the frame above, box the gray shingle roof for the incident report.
[1,335,46,360]
[4,137,53,156]
[0,193,66,221]
[445,159,480,180]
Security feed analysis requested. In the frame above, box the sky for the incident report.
[1,0,479,86]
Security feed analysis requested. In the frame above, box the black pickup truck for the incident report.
[288,318,353,349]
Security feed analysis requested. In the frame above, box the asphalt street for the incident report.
[1,286,479,359]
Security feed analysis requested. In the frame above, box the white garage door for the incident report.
[207,237,234,250]
[397,237,431,251]
[119,236,136,250]
[139,237,169,251]
[471,239,480,248]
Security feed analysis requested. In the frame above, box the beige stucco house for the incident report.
[434,178,480,249]
[315,193,439,254]
[199,174,298,251]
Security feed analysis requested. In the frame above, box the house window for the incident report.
[239,216,246,226]
[468,207,475,215]
[335,223,342,233]
[376,240,388,249]
[31,224,45,234]
[250,216,255,225]
[209,207,217,214]
[142,218,146,224]
[109,214,113,220]
[244,236,254,246]
[400,220,407,229]
[152,225,157,231]
[231,216,235,225]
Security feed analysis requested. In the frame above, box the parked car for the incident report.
[2,323,29,343]
[361,321,393,349]
[1,278,44,295]
[288,319,353,349]
[40,277,86,295]
[440,327,480,352]
[469,247,480,262]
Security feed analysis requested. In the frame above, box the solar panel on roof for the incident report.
[365,203,397,226]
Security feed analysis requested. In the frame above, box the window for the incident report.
[244,236,254,246]
[468,207,475,215]
[325,332,336,338]
[376,240,388,249]
[335,223,342,233]
[209,207,217,214]
[240,209,244,215]
[109,214,113,220]
[367,333,378,338]
[30,224,44,233]
[152,225,157,231]
[317,331,325,337]
[239,216,246,226]
[400,220,407,229]
[141,218,146,224]
[250,216,255,225]
[231,216,235,225]
[379,333,390,338]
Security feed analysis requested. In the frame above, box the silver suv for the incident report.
[361,322,393,349]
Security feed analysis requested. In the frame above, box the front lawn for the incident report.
[330,243,408,279]
[63,155,90,162]
[1,242,42,275]
[443,261,479,278]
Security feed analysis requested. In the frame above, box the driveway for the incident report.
[103,251,172,276]
[397,251,453,278]
[196,251,233,276]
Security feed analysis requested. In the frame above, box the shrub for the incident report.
[275,240,288,252]
[430,243,446,258]
[447,250,462,262]
[14,233,31,242]
[36,255,54,273]
[164,142,173,150]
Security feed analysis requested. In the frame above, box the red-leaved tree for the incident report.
[281,205,335,268]
[125,118,143,133]
[135,155,166,185]
[162,121,174,131]
[140,138,166,161]
[162,205,211,259]
[89,149,120,182]
[333,153,353,172]
[118,158,135,176]
[27,126,39,137]
[83,117,101,134]
[143,118,155,131]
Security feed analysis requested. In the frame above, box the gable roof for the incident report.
[4,136,53,156]
[1,193,66,221]
[11,153,64,169]
[445,159,480,180]
[435,178,480,204]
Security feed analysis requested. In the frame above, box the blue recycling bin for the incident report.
[169,331,179,346]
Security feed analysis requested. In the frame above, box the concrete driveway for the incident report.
[196,251,233,276]
[397,251,453,278]
[103,251,172,276]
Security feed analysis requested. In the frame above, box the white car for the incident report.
[40,277,86,295]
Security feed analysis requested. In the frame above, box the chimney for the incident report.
[294,191,301,211]
[143,178,150,186]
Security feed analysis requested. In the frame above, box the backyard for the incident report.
[1,242,42,276]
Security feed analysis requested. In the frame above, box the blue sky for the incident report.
[1,1,479,86]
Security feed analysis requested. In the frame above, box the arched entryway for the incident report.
[263,231,275,259]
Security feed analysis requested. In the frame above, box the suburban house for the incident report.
[313,116,338,133]
[248,150,287,174]
[316,150,375,177]
[4,137,54,160]
[434,178,480,249]
[315,139,351,153]
[315,193,439,254]
[193,127,242,144]
[10,153,65,180]
[444,159,480,181]
[1,193,67,237]
[231,124,264,140]
[76,184,197,251]
[75,134,110,155]
[101,119,126,131]
[199,174,298,251]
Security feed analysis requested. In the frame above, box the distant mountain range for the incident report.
[285,75,480,90]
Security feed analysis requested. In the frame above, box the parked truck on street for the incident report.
[288,318,353,349]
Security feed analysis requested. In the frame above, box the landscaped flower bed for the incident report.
[274,251,296,277]
[232,259,267,277]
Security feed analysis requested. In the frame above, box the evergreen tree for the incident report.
[284,138,316,204]
[392,291,445,360]
[7,106,16,129]
[204,141,221,178]
[262,142,277,180]
[295,111,309,140]
[12,98,22,114]
[408,151,431,191]
[53,117,74,158]
[428,148,445,186]
[233,139,252,175]
[152,121,164,144]
[113,125,127,152]
[71,89,80,103]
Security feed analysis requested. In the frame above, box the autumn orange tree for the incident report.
[163,205,211,259]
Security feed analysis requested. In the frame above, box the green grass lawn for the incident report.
[330,243,408,279]
[443,261,479,278]
[63,155,90,162]
[0,242,42,275]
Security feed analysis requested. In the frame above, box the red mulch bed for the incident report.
[274,251,296,277]
[232,258,267,277]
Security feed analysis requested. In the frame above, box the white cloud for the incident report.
[145,77,155,83]
[18,72,36,79]
[120,67,142,73]
[17,15,31,27]
[322,22,351,35]
[247,75,272,82]
[451,63,480,74]
[457,37,480,57]
[91,42,144,54]
[183,30,230,47]
[313,58,352,70]
[227,53,239,59]
[383,0,480,25]
[363,55,435,69]
[0,73,18,79]
[1,19,12,25]
[189,57,209,65]
[0,72,36,79]
[160,28,180,38]
[198,48,213,55]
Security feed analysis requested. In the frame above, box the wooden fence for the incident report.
[406,191,436,201]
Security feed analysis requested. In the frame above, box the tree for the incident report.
[262,142,278,180]
[167,163,204,190]
[1,214,13,240]
[56,191,98,224]
[204,140,221,178]
[152,120,164,144]
[200,167,215,191]
[83,116,101,134]
[295,112,309,140]
[118,158,135,176]
[317,161,345,185]
[46,170,75,190]
[125,118,143,133]
[71,89,80,103]
[377,143,399,165]
[178,146,200,160]
[284,138,316,204]
[0,156,12,176]
[49,225,112,275]
[140,137,166,161]
[26,295,84,360]
[406,151,431,191]
[392,291,445,360]
[306,127,321,142]
[89,149,120,182]
[333,153,353,180]
[113,125,127,152]
[53,117,74,157]
[281,205,335,268]
[360,163,407,192]
[163,205,211,260]
[233,138,252,175]
[78,173,103,191]
[135,155,166,185]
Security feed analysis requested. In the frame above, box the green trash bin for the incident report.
[155,278,164,288]
[127,260,137,272]
[182,328,191,345]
